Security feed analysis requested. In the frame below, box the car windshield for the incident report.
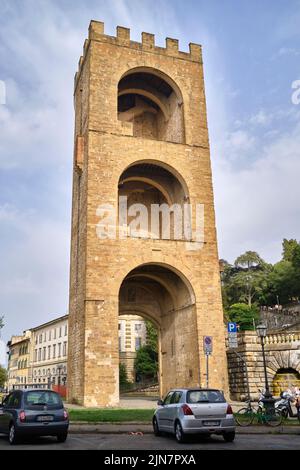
[187,390,226,404]
[24,391,63,409]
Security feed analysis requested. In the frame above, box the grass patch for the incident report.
[69,408,155,423]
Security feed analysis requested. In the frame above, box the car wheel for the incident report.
[223,431,235,443]
[57,432,68,443]
[175,421,186,443]
[8,423,19,445]
[153,417,161,437]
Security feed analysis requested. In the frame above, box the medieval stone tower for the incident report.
[68,21,228,407]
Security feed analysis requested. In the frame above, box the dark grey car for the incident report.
[0,389,69,445]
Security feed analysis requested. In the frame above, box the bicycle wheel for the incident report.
[235,407,254,427]
[264,408,283,427]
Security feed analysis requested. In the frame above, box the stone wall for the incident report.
[227,330,300,400]
[260,305,300,331]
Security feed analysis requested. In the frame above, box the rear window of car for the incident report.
[24,391,63,410]
[187,390,226,404]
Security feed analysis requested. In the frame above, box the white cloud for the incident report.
[227,130,256,152]
[0,201,70,341]
[249,109,272,126]
[214,119,300,264]
[278,47,300,56]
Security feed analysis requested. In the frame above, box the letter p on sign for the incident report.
[228,322,237,333]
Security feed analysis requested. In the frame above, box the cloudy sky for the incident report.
[1,0,300,362]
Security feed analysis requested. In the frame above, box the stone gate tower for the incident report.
[68,21,228,407]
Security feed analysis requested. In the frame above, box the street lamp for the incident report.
[57,365,62,396]
[256,323,275,409]
[47,370,51,389]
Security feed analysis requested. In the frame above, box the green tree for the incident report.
[0,316,4,332]
[282,239,299,262]
[234,252,270,306]
[222,242,300,315]
[145,321,158,353]
[135,345,158,380]
[235,251,265,270]
[222,252,270,308]
[0,366,7,389]
[119,363,130,388]
[264,261,297,305]
[228,303,260,331]
[291,244,300,269]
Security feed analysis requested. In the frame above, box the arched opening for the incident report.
[119,263,198,397]
[118,68,185,143]
[118,162,191,241]
[118,314,159,397]
[272,368,300,396]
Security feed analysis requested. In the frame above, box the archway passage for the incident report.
[118,162,191,241]
[118,314,159,398]
[272,368,300,396]
[118,69,185,143]
[119,264,199,396]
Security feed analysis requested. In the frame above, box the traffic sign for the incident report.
[228,323,238,348]
[227,322,237,333]
[203,336,213,355]
[228,337,238,348]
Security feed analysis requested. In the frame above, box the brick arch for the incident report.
[117,67,185,144]
[119,308,161,329]
[118,160,192,242]
[118,87,170,121]
[118,262,199,395]
[120,176,172,206]
[119,66,184,104]
[118,261,196,305]
[266,350,300,377]
[118,159,190,201]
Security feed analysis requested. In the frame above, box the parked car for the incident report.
[153,388,236,443]
[0,389,69,445]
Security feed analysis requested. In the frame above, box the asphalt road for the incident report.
[0,433,299,450]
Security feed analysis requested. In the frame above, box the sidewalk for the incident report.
[65,399,244,411]
[69,422,300,435]
[65,396,159,410]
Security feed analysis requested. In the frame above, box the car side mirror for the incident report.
[157,399,164,406]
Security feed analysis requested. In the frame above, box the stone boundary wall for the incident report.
[227,330,300,401]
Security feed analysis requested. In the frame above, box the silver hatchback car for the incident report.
[153,388,235,443]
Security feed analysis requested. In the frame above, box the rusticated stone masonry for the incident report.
[68,21,228,407]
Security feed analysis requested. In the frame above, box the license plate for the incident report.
[37,415,54,422]
[202,420,220,427]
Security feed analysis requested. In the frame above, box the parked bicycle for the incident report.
[235,400,283,427]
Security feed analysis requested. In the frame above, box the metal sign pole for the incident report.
[203,336,212,389]
[206,353,209,388]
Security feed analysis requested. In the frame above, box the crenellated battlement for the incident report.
[88,20,202,59]
[74,20,202,87]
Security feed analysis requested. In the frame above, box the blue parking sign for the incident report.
[227,322,237,333]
